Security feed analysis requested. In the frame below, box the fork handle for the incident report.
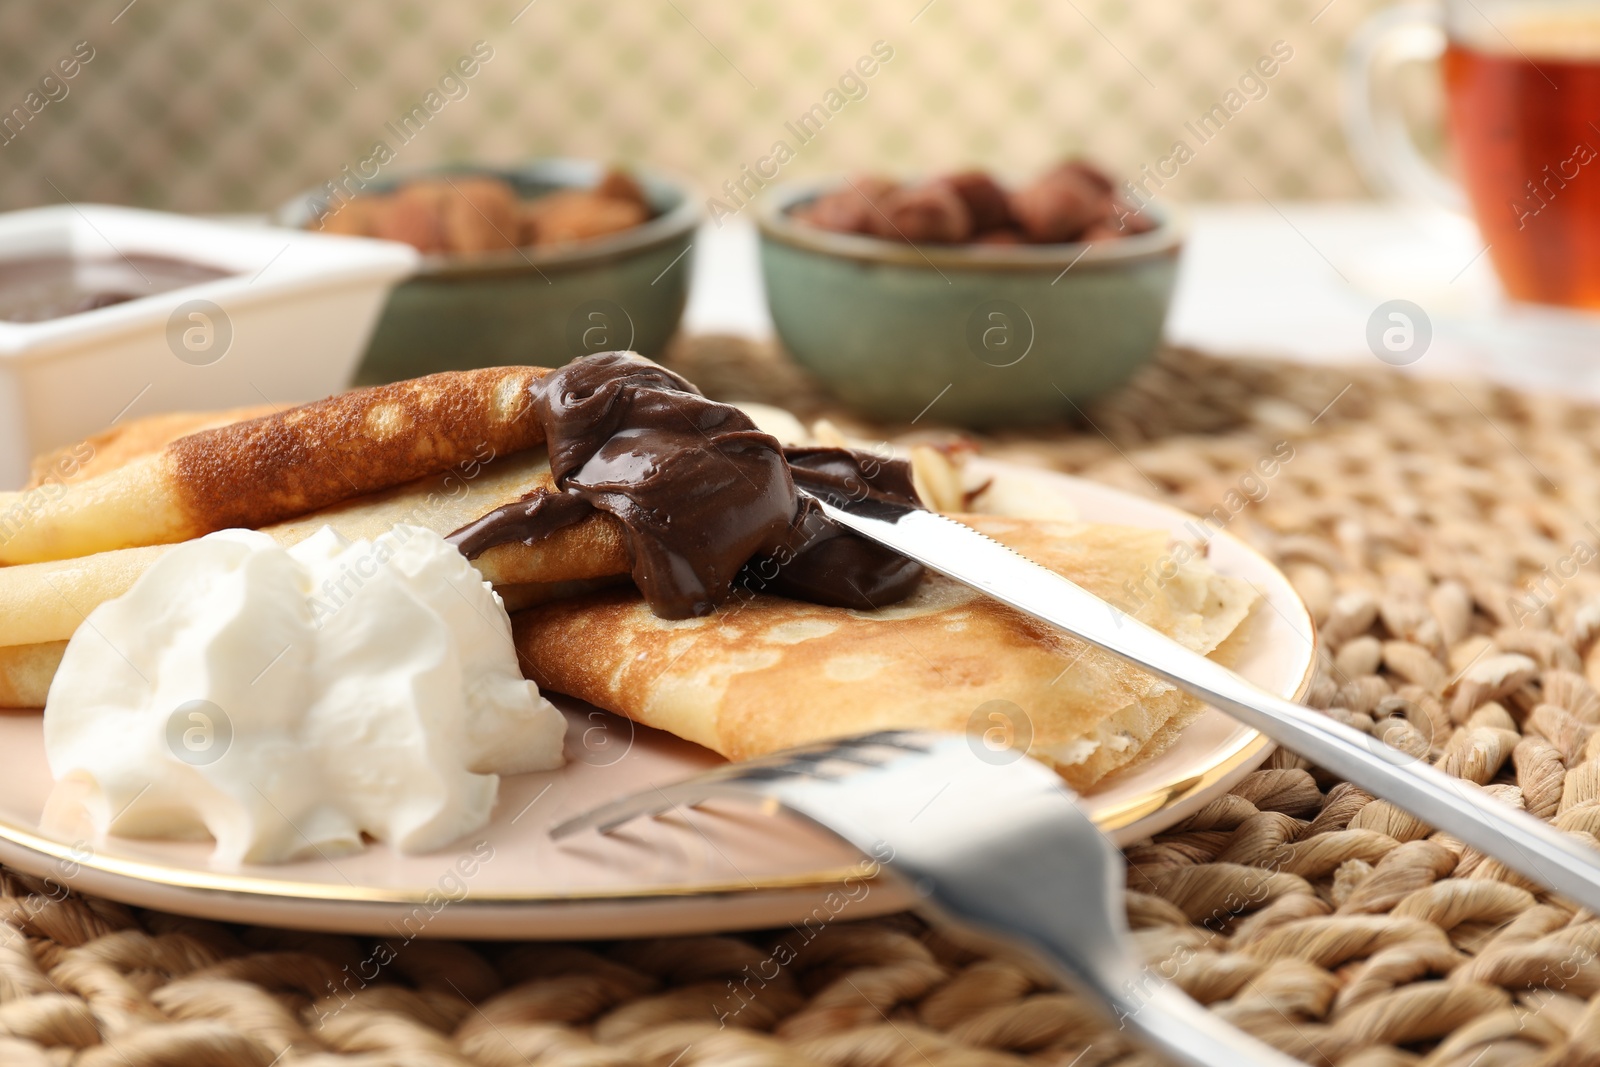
[1108,980,1304,1067]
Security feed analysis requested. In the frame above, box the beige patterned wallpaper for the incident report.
[0,0,1406,216]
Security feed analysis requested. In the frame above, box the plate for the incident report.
[0,461,1315,939]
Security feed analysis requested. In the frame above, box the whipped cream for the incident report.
[43,524,565,865]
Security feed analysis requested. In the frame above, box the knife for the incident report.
[804,490,1600,912]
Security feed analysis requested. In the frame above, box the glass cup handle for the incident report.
[1342,3,1466,211]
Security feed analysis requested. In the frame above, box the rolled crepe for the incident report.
[512,515,1259,790]
[0,366,548,565]
[0,447,634,707]
[0,641,67,710]
[25,405,276,489]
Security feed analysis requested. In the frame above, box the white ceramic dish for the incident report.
[0,461,1315,939]
[0,205,417,488]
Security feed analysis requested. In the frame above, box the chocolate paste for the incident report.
[447,352,924,618]
[0,254,233,323]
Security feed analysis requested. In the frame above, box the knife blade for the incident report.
[805,489,1600,912]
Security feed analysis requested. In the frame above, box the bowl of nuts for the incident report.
[278,159,699,384]
[757,161,1183,426]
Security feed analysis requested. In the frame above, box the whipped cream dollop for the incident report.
[43,524,565,866]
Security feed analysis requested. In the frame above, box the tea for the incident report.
[1443,8,1600,306]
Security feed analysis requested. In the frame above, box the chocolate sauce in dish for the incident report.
[0,254,232,323]
[447,352,924,618]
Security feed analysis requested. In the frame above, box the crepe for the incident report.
[2,380,1256,792]
[0,454,631,706]
[0,445,635,708]
[25,405,276,489]
[0,641,66,710]
[0,365,548,565]
[0,380,651,708]
[512,515,1258,789]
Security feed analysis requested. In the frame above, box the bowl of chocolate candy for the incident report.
[279,160,699,384]
[757,161,1182,426]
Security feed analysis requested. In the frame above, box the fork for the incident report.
[552,731,1302,1067]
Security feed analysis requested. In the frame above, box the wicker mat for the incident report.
[6,343,1600,1067]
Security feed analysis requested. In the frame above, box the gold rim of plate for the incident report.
[1088,698,1302,834]
[0,480,1316,909]
[0,672,1311,911]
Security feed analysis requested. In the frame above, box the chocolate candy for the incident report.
[790,158,1152,247]
[1009,166,1109,244]
[868,180,974,243]
[794,176,897,234]
[946,170,1013,233]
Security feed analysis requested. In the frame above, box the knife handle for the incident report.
[807,497,1600,910]
[996,564,1600,912]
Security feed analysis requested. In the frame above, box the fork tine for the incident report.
[592,801,676,835]
[550,782,691,839]
[550,731,942,841]
[847,729,934,751]
[720,732,934,783]
[551,778,757,839]
[549,797,653,840]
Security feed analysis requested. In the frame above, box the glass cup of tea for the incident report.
[1346,1,1600,308]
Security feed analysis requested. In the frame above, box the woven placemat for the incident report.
[5,342,1599,1067]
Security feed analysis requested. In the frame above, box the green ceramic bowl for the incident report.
[757,180,1184,427]
[277,160,699,385]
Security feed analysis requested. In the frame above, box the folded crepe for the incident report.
[512,515,1258,790]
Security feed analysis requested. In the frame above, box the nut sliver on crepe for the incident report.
[513,515,1259,790]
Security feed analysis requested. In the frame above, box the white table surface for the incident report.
[687,202,1600,400]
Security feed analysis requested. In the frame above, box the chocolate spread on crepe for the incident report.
[447,352,923,618]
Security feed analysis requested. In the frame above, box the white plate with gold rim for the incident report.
[0,461,1314,939]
